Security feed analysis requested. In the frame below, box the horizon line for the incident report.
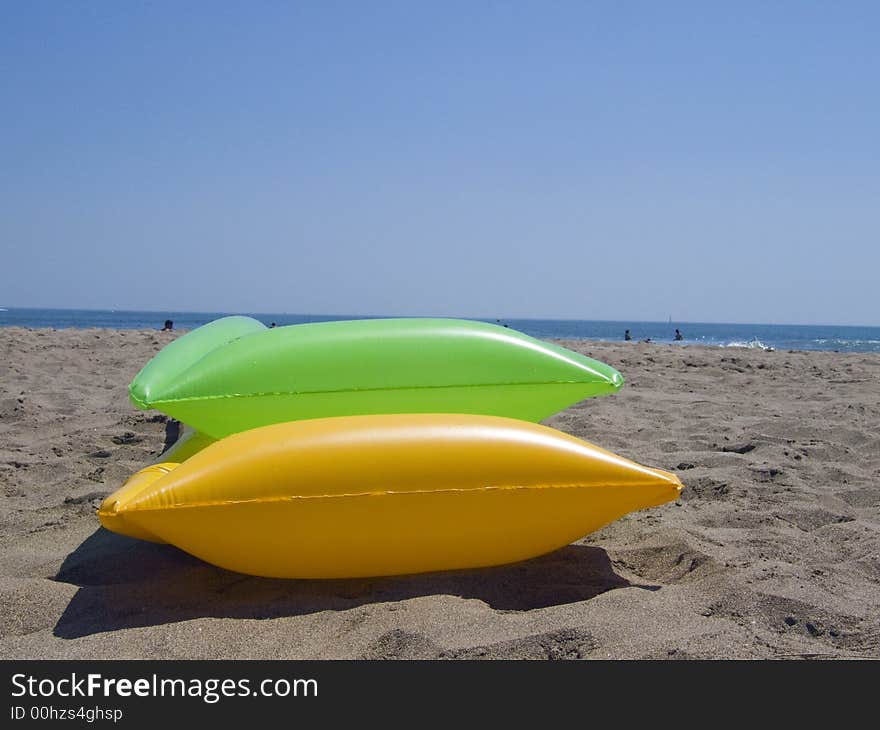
[1,305,878,330]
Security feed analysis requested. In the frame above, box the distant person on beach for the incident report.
[624,329,632,341]
[641,337,652,343]
[674,329,683,341]
[161,320,173,331]
[270,322,277,328]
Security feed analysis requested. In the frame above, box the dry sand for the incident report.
[1,327,878,659]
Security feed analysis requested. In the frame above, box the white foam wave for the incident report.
[814,338,880,346]
[724,338,774,351]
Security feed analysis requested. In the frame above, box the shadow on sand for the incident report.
[53,528,657,639]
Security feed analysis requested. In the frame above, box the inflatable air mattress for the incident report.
[98,414,682,578]
[130,317,624,439]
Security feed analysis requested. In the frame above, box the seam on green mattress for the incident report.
[139,379,620,406]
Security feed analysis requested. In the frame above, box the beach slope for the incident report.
[1,327,878,659]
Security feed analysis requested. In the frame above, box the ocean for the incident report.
[1,307,878,353]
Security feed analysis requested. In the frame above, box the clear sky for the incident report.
[2,1,878,325]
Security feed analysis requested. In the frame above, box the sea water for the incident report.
[1,308,878,353]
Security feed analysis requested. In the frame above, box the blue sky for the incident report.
[2,1,878,325]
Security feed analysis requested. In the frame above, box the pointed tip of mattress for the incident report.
[647,466,684,504]
[129,380,150,409]
[128,315,267,409]
[97,463,179,543]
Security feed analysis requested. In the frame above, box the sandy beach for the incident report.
[1,326,878,660]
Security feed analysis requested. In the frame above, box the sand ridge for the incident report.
[1,327,878,659]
